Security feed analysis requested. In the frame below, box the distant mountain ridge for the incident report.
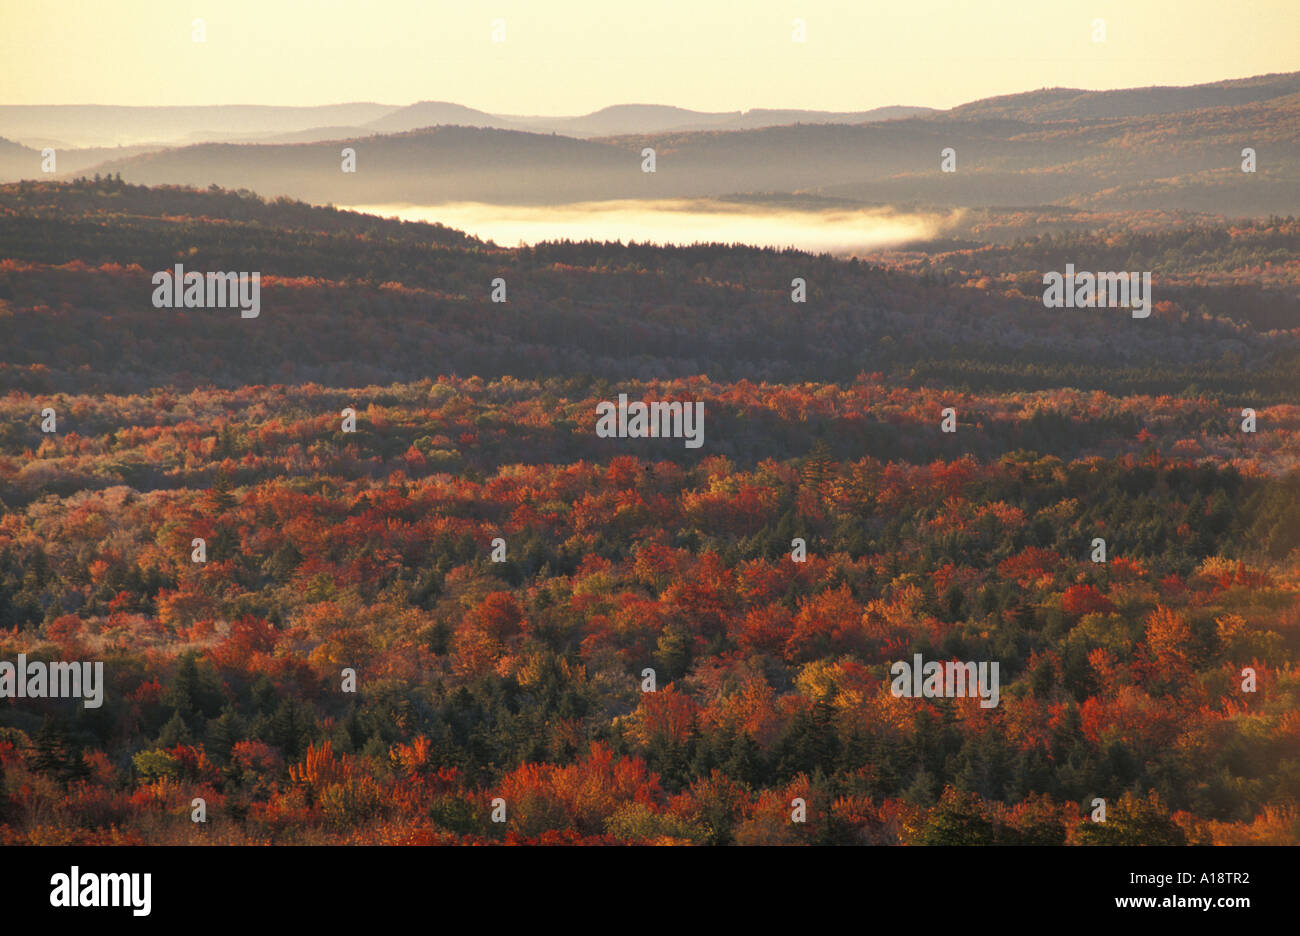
[945,71,1300,121]
[4,72,1295,150]
[53,90,1300,216]
[3,72,1297,217]
[0,103,400,148]
[0,136,166,184]
[0,100,938,148]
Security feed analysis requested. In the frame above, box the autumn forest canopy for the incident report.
[0,170,1296,847]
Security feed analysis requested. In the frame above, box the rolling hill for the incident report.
[52,86,1300,215]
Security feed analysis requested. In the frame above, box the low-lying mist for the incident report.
[340,199,955,254]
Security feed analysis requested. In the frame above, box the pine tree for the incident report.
[29,716,69,780]
[165,654,200,719]
[158,710,193,748]
[206,707,244,765]
[801,438,835,497]
[207,471,236,513]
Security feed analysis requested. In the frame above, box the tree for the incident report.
[909,786,995,845]
[1071,791,1188,845]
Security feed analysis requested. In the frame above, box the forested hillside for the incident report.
[51,87,1300,215]
[2,179,1296,399]
[0,181,1296,846]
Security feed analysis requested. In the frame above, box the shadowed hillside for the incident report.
[1,180,1295,400]
[47,81,1297,215]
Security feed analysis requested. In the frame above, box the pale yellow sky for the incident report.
[2,0,1296,112]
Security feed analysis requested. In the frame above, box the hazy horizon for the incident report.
[3,1,1298,112]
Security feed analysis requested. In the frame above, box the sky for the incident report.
[2,0,1297,112]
